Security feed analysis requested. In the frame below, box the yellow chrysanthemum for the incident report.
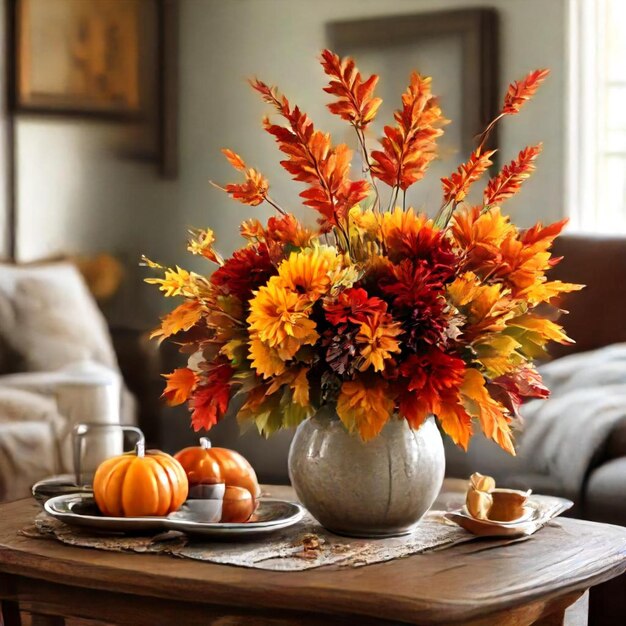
[356,315,403,372]
[349,206,380,238]
[277,246,343,300]
[380,207,433,241]
[247,276,319,359]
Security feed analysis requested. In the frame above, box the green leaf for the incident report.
[280,388,314,428]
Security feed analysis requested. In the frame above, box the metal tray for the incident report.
[44,494,305,537]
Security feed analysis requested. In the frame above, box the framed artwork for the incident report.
[327,9,499,209]
[8,0,178,177]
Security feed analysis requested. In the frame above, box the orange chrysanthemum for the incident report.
[277,246,342,300]
[247,276,319,360]
[356,314,403,372]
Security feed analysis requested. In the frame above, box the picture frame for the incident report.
[7,0,178,177]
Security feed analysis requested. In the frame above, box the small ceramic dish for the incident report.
[44,493,305,537]
[461,504,535,526]
[445,503,539,538]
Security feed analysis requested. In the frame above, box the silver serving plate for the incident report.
[44,494,305,537]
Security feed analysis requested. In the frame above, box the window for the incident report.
[568,0,626,233]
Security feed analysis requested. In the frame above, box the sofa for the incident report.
[0,261,162,502]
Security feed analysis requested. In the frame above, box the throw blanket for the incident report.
[519,343,626,500]
[0,387,65,501]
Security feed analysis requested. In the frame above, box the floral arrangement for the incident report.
[145,50,581,454]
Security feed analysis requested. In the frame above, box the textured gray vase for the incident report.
[288,407,445,537]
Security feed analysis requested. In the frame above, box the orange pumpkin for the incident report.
[175,438,261,499]
[93,442,188,517]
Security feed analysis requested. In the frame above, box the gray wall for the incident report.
[13,0,570,324]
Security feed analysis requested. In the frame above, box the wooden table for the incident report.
[1,485,625,626]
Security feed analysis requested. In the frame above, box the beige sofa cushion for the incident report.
[0,387,65,502]
[0,262,117,371]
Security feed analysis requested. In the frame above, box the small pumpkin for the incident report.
[175,438,261,499]
[93,442,188,517]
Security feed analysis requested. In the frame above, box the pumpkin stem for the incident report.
[135,440,145,458]
[199,437,211,450]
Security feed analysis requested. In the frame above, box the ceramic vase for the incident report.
[288,406,445,538]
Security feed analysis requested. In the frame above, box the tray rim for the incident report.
[44,493,306,535]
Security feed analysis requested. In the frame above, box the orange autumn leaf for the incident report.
[291,367,310,407]
[222,148,246,171]
[437,400,473,451]
[266,367,311,407]
[502,69,550,115]
[320,49,382,129]
[441,148,496,205]
[336,378,394,441]
[212,149,269,206]
[190,363,233,431]
[162,367,198,406]
[498,219,584,302]
[251,78,369,229]
[451,205,515,250]
[151,300,203,343]
[527,279,585,302]
[521,218,568,249]
[371,73,445,190]
[447,272,514,340]
[187,228,223,265]
[484,144,542,206]
[460,368,515,455]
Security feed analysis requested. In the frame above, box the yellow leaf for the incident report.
[448,272,514,339]
[145,266,194,297]
[473,334,522,378]
[248,338,287,379]
[508,314,573,344]
[141,255,164,270]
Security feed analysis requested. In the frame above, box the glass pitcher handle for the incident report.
[72,423,145,486]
